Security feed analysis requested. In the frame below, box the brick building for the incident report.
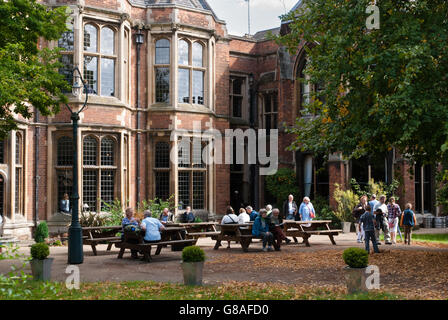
[0,0,435,239]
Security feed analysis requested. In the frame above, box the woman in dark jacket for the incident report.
[252,209,274,252]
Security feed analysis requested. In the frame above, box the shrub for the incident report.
[139,195,175,219]
[102,199,126,226]
[343,247,368,268]
[333,184,358,223]
[34,222,49,243]
[80,211,109,227]
[182,246,205,263]
[30,243,50,260]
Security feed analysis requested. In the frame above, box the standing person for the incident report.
[237,207,250,224]
[368,194,379,215]
[221,206,239,248]
[159,207,174,224]
[246,206,259,222]
[252,209,274,252]
[121,207,140,259]
[141,210,165,243]
[283,194,298,220]
[400,203,417,245]
[373,195,392,245]
[299,197,315,222]
[359,205,379,254]
[269,208,291,250]
[353,195,368,243]
[387,197,402,244]
[265,204,273,216]
[60,193,70,214]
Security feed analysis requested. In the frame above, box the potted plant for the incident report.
[333,184,357,233]
[181,245,205,286]
[34,221,49,243]
[342,247,369,294]
[30,242,53,281]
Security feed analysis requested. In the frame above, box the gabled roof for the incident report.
[281,0,305,24]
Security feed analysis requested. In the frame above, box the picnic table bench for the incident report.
[180,222,220,239]
[115,226,197,262]
[213,224,254,252]
[283,220,341,247]
[82,226,122,256]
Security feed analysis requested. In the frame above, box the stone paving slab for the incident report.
[1,232,447,285]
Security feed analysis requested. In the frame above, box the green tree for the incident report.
[277,0,448,166]
[0,0,69,139]
[265,167,299,207]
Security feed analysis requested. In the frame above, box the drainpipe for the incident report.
[248,73,259,209]
[135,29,144,208]
[34,108,40,226]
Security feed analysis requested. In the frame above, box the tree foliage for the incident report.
[0,0,69,139]
[277,0,448,166]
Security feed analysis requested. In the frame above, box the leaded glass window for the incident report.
[58,21,74,91]
[83,23,116,96]
[177,40,205,105]
[154,142,170,200]
[0,140,4,164]
[155,39,170,103]
[82,134,118,212]
[230,77,245,118]
[57,137,73,166]
[15,132,23,215]
[177,139,206,209]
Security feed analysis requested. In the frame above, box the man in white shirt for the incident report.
[373,195,391,245]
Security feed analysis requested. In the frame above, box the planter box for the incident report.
[342,222,352,233]
[181,261,204,286]
[30,258,54,281]
[343,266,368,294]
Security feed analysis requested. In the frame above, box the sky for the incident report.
[206,0,299,36]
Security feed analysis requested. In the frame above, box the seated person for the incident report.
[121,207,140,259]
[60,193,70,214]
[246,206,259,222]
[141,210,165,243]
[237,207,250,224]
[269,208,291,250]
[221,206,239,224]
[179,206,195,223]
[252,209,274,252]
[221,206,239,248]
[159,208,174,224]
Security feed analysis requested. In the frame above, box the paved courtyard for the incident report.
[2,231,448,299]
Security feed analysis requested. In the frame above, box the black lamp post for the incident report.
[66,66,89,265]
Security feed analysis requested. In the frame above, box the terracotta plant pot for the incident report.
[30,258,54,281]
[181,261,204,286]
[343,266,368,294]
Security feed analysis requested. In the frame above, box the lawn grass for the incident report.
[378,232,448,243]
[0,280,402,300]
[411,233,448,243]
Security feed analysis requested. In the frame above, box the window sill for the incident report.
[68,95,129,109]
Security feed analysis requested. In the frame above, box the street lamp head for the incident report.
[135,30,144,45]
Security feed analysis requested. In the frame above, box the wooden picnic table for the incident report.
[115,226,197,262]
[82,226,122,256]
[213,223,254,252]
[282,220,341,247]
[179,222,220,239]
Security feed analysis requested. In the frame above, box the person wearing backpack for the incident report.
[400,203,417,245]
[221,206,239,248]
